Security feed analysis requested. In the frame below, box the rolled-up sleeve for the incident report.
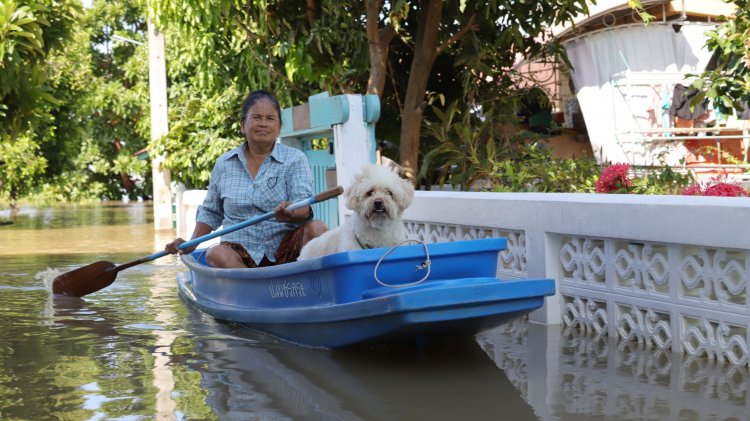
[286,153,313,203]
[196,164,224,229]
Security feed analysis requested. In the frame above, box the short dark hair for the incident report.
[240,90,283,126]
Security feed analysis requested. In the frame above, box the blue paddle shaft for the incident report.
[143,187,342,262]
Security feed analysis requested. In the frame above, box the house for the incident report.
[522,0,748,179]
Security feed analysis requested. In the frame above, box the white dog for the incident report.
[299,164,415,258]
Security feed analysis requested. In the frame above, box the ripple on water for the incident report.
[34,267,66,291]
[123,323,165,331]
[0,285,48,291]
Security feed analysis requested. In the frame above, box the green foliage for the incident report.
[150,0,368,103]
[0,0,80,136]
[421,117,693,194]
[0,133,46,201]
[629,166,695,195]
[419,98,600,193]
[25,138,120,203]
[490,144,601,193]
[691,1,749,117]
[22,0,151,204]
[419,98,694,194]
[148,0,595,182]
[419,100,512,190]
[0,0,80,207]
[150,84,243,188]
[628,1,656,24]
[0,0,153,206]
[27,171,110,203]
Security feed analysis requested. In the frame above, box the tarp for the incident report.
[564,24,715,165]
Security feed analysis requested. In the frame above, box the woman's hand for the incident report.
[274,201,294,223]
[165,238,197,255]
[275,201,311,223]
[167,222,212,255]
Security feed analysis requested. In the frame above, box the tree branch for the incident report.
[378,23,397,49]
[306,0,321,28]
[387,56,403,115]
[436,13,477,55]
[366,0,383,42]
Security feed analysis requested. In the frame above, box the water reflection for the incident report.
[180,313,537,421]
[49,294,121,338]
[0,203,162,257]
[0,202,149,229]
[477,320,750,421]
[145,268,180,421]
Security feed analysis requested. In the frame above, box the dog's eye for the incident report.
[385,189,393,196]
[366,189,374,196]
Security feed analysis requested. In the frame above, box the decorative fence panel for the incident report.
[403,191,750,366]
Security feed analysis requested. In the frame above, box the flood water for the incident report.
[0,204,748,420]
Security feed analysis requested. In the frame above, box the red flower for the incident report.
[596,163,633,193]
[681,184,703,196]
[703,182,747,197]
[681,175,748,197]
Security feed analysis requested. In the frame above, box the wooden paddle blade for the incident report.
[52,261,118,297]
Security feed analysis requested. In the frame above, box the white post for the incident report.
[148,20,172,231]
[332,95,376,221]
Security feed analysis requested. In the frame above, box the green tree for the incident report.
[77,0,151,198]
[0,134,46,212]
[27,0,151,203]
[0,0,79,211]
[148,0,593,186]
[148,0,370,188]
[691,0,749,117]
[366,0,593,181]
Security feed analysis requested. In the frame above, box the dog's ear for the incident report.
[394,177,415,211]
[344,173,365,211]
[344,187,357,211]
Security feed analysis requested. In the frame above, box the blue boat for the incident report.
[177,237,555,348]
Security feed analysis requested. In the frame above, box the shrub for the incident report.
[595,163,632,193]
[595,162,696,195]
[681,176,748,197]
[490,143,600,193]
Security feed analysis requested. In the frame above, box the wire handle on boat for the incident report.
[373,240,431,288]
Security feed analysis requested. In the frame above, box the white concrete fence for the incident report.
[176,190,750,366]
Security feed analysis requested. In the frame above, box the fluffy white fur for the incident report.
[299,164,415,258]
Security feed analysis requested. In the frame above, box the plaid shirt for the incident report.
[196,142,313,264]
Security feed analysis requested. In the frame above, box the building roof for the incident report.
[552,0,737,39]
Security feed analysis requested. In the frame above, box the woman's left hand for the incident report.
[274,201,294,222]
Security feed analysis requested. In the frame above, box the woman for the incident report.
[165,90,327,267]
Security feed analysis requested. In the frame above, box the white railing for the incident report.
[176,189,750,365]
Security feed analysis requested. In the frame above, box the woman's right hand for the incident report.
[165,238,196,255]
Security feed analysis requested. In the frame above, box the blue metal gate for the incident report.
[304,140,338,228]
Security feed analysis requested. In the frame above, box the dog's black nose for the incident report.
[373,199,384,211]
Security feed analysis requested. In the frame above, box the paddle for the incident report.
[52,186,344,298]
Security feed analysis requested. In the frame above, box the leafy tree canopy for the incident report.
[692,0,750,117]
[148,0,594,185]
[1,0,152,211]
[1,0,79,208]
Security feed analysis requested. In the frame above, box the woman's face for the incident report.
[241,99,281,146]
